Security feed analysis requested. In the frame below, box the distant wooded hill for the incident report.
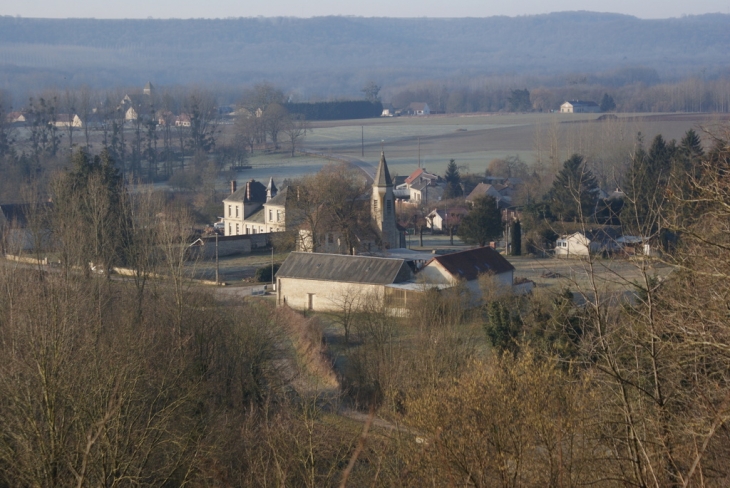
[0,13,728,100]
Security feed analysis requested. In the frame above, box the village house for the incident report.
[0,203,53,253]
[426,207,469,232]
[408,102,431,115]
[53,114,83,128]
[222,178,287,237]
[555,229,622,257]
[119,83,155,122]
[5,112,26,125]
[560,100,601,113]
[466,182,512,208]
[418,246,515,305]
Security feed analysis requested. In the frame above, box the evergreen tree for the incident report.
[511,220,521,256]
[458,195,502,246]
[622,134,675,233]
[600,93,616,112]
[484,301,522,356]
[443,159,463,198]
[547,154,599,222]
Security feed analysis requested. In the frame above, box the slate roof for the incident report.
[426,246,514,281]
[0,203,53,227]
[565,100,599,107]
[266,185,289,206]
[276,252,412,285]
[225,179,267,203]
[466,183,498,202]
[374,152,393,187]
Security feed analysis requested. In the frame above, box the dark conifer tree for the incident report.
[547,154,599,222]
[511,220,522,256]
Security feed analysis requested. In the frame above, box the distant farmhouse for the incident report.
[408,102,431,115]
[560,100,601,113]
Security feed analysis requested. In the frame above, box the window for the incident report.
[245,226,249,234]
[228,205,231,217]
[253,228,256,234]
[276,210,281,222]
[373,199,378,211]
[235,206,239,218]
[269,210,273,221]
[236,223,239,235]
[228,224,232,235]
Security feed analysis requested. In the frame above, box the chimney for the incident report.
[230,180,237,194]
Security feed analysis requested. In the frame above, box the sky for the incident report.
[3,0,729,19]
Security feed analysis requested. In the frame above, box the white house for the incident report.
[560,100,601,113]
[426,207,468,232]
[555,229,621,257]
[419,246,515,305]
[222,178,287,237]
[54,114,83,128]
[409,102,431,115]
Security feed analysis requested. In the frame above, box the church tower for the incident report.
[372,151,401,248]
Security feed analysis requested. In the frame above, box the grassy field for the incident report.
[217,112,727,191]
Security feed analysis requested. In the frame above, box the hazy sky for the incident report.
[4,0,729,19]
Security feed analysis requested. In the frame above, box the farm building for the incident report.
[275,252,417,313]
[560,100,601,113]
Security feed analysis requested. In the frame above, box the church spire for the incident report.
[374,151,392,187]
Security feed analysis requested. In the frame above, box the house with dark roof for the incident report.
[276,252,414,312]
[560,100,600,113]
[408,102,431,115]
[555,228,622,257]
[419,246,515,304]
[0,203,53,253]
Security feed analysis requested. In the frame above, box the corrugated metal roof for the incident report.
[426,246,514,281]
[276,252,412,284]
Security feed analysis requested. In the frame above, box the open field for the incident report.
[213,112,728,192]
[300,112,730,178]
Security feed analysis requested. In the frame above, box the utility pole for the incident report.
[215,232,219,285]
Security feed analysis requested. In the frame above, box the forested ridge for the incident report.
[0,13,729,98]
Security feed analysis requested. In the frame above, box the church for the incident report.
[371,151,406,250]
[221,151,405,253]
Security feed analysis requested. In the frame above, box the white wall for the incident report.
[277,278,383,312]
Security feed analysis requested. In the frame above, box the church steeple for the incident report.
[374,151,392,187]
[371,151,400,249]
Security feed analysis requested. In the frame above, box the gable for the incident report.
[426,246,514,281]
